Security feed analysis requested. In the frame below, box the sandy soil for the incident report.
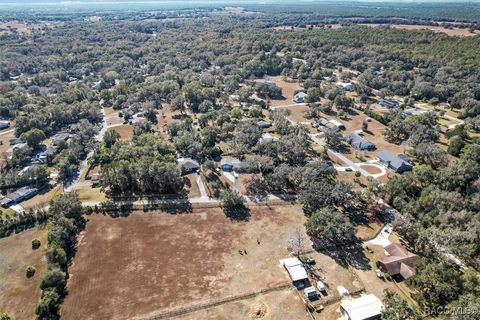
[106,124,133,141]
[259,76,304,107]
[172,287,309,320]
[60,206,308,320]
[0,226,48,320]
[361,23,479,37]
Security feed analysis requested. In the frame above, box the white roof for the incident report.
[329,119,344,127]
[282,257,308,281]
[341,294,383,320]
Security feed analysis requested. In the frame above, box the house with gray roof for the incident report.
[293,91,307,103]
[1,186,38,208]
[345,132,376,150]
[220,157,246,172]
[176,157,200,174]
[376,150,412,173]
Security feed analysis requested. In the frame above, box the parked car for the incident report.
[345,167,353,172]
[375,269,384,278]
[306,257,316,265]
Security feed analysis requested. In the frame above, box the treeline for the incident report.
[0,208,49,238]
[35,193,84,320]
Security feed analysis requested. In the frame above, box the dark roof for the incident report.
[379,99,400,108]
[377,150,412,172]
[1,186,38,205]
[345,132,375,150]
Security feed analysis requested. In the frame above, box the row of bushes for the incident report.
[35,194,85,320]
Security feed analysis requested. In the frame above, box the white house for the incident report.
[337,82,354,91]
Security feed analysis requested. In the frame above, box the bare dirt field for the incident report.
[0,127,15,164]
[361,23,479,37]
[261,76,303,106]
[106,124,133,141]
[0,226,48,320]
[60,205,309,320]
[172,287,309,320]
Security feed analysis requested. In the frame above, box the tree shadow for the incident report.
[223,205,250,221]
[314,241,371,271]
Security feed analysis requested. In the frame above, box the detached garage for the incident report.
[282,257,309,288]
[340,294,383,320]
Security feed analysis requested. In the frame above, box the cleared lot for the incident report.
[60,205,308,320]
[0,226,48,320]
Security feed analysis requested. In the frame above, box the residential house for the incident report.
[1,186,38,208]
[340,294,383,320]
[257,120,271,129]
[379,99,400,109]
[176,157,200,174]
[258,133,279,143]
[345,132,376,151]
[336,82,353,91]
[52,133,71,146]
[37,146,58,164]
[293,91,307,103]
[376,150,412,173]
[220,157,246,172]
[378,244,418,280]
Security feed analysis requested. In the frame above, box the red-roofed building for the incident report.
[378,244,418,280]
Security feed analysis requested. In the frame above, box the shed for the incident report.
[340,294,383,320]
[282,257,309,288]
[376,150,412,173]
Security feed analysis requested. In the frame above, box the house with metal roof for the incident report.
[282,257,309,288]
[376,150,412,173]
[0,120,10,130]
[1,186,38,208]
[379,99,400,109]
[336,82,353,91]
[345,132,376,150]
[340,294,383,320]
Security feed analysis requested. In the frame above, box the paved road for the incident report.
[196,174,208,199]
[65,108,107,192]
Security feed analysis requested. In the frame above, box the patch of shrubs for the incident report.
[32,239,41,250]
[26,265,36,278]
